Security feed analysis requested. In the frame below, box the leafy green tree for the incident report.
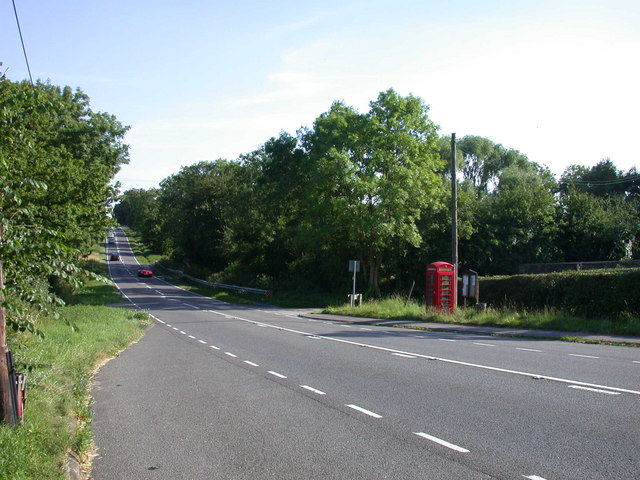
[155,161,232,272]
[0,76,129,423]
[114,188,162,250]
[301,89,444,294]
[456,135,530,197]
[464,164,559,274]
[558,189,639,261]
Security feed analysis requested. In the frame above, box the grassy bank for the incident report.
[0,253,149,480]
[324,296,640,338]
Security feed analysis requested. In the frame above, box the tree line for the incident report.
[115,88,640,295]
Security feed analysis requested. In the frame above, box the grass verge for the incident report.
[0,254,150,479]
[323,295,640,338]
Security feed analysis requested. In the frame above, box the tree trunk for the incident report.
[365,248,382,297]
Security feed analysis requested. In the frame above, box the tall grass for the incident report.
[324,295,640,337]
[0,249,149,479]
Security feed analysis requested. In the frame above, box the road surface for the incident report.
[91,228,640,479]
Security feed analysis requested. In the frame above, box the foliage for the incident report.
[0,76,129,332]
[479,269,640,324]
[113,88,640,298]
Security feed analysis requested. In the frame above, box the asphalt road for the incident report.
[91,228,640,480]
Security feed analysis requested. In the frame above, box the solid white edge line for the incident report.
[268,371,287,379]
[569,385,621,395]
[392,353,416,358]
[300,385,326,395]
[414,432,470,453]
[345,404,382,418]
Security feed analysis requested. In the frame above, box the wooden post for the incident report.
[0,252,17,425]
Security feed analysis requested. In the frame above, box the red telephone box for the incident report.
[425,262,456,312]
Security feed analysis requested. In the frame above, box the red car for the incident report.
[137,268,153,278]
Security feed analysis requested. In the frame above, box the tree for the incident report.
[0,76,129,423]
[456,135,531,197]
[301,89,444,294]
[558,189,639,261]
[463,164,559,274]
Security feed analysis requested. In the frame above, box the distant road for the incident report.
[91,228,640,479]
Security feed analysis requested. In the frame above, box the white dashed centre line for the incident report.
[225,352,237,358]
[568,354,600,359]
[244,361,259,367]
[346,404,382,418]
[179,330,186,335]
[516,348,543,353]
[300,385,326,395]
[209,345,220,351]
[439,339,456,342]
[198,340,207,344]
[522,475,549,480]
[414,432,470,453]
[569,385,621,395]
[184,303,199,309]
[188,335,196,339]
[268,371,287,379]
[474,342,495,347]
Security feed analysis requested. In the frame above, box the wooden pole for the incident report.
[0,260,17,425]
[450,133,458,309]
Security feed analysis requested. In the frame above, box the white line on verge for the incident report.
[414,432,469,453]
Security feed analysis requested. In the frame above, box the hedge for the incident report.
[479,269,640,320]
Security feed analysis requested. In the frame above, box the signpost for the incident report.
[348,260,360,307]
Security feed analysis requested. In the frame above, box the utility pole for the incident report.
[450,133,458,308]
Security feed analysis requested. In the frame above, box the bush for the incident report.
[480,269,640,320]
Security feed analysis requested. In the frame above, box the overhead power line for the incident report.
[11,0,34,86]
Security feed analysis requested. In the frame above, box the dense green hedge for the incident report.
[479,269,640,319]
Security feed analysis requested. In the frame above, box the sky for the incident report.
[2,0,639,191]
